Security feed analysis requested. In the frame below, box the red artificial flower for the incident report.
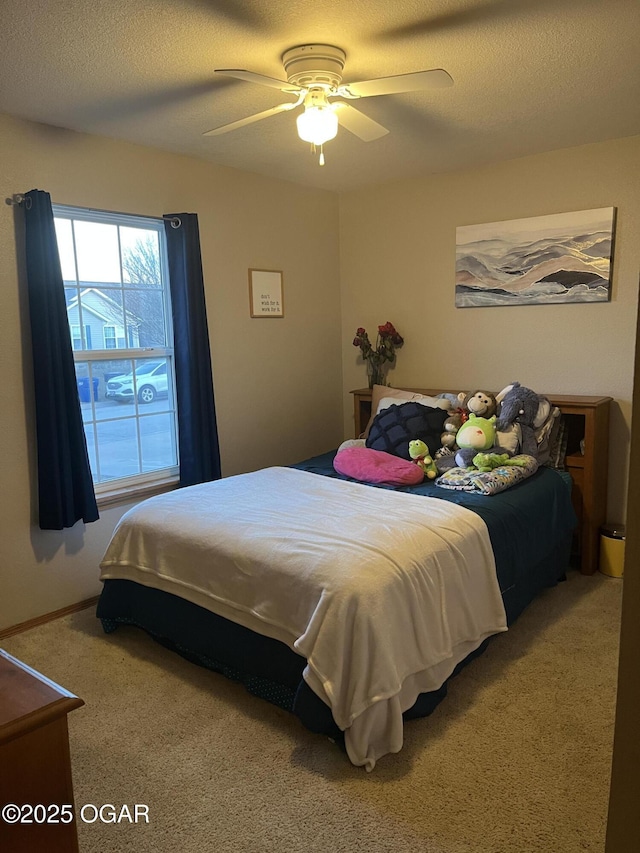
[352,322,404,381]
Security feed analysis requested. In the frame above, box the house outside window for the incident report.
[53,205,179,494]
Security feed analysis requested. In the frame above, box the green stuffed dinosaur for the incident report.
[409,439,438,480]
[471,452,530,473]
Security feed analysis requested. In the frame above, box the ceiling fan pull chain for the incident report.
[308,142,325,166]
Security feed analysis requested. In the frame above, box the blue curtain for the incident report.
[163,213,221,486]
[23,189,99,529]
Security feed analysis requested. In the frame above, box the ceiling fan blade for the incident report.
[343,69,453,98]
[214,69,301,93]
[376,0,561,42]
[333,103,389,142]
[203,102,296,136]
[180,0,267,28]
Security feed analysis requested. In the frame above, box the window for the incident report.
[53,206,179,494]
[71,324,92,351]
[103,325,117,349]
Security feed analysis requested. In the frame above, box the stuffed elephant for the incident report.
[495,382,545,457]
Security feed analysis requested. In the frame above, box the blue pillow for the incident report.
[366,401,448,461]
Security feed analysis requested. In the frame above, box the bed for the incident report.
[97,402,579,769]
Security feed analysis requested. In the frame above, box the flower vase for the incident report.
[367,361,385,389]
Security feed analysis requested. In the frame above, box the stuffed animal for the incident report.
[434,445,459,474]
[495,382,548,458]
[471,452,531,472]
[454,414,499,468]
[459,390,498,419]
[435,391,496,465]
[439,409,467,451]
[437,392,463,408]
[408,439,438,479]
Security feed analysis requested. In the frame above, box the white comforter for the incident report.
[100,467,507,769]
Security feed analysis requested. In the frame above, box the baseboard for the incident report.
[0,596,100,640]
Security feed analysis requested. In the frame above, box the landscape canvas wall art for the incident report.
[455,207,616,307]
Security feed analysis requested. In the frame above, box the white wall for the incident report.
[0,112,343,630]
[339,135,640,525]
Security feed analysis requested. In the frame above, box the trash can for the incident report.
[599,524,625,578]
[77,377,99,402]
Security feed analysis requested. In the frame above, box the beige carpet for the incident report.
[3,571,622,853]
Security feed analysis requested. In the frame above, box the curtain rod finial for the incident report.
[5,193,26,206]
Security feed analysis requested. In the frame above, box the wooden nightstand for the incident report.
[0,650,84,853]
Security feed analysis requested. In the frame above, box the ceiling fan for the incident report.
[204,44,453,165]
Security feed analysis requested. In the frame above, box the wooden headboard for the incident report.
[350,388,612,576]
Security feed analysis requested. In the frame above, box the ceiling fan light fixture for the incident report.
[296,89,338,147]
[296,105,338,146]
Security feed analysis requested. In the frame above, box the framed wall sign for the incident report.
[249,269,284,318]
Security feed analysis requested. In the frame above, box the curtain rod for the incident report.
[5,193,30,207]
[5,193,182,227]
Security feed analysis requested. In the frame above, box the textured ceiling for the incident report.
[1,0,639,192]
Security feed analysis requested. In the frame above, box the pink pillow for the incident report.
[333,446,425,486]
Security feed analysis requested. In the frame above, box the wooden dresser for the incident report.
[0,650,84,853]
[351,388,612,575]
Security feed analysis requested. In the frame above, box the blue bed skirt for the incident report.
[97,452,576,738]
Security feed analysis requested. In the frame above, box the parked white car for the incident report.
[105,361,168,404]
